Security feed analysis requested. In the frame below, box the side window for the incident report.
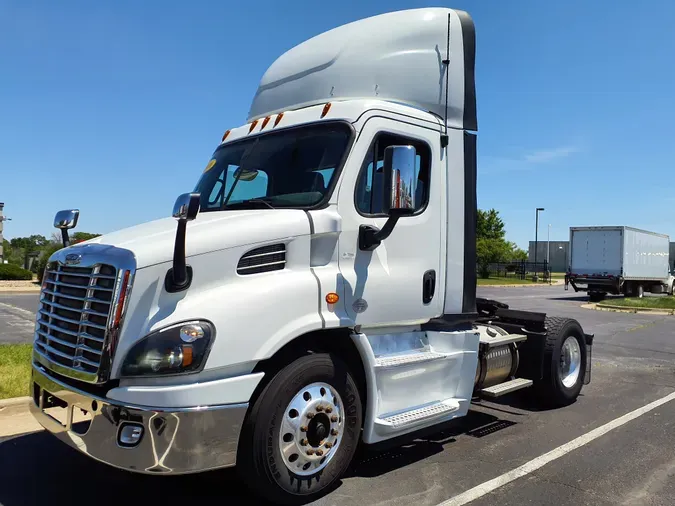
[355,133,431,215]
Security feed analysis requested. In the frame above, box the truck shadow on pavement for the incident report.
[0,410,516,506]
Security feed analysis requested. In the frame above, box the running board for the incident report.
[375,400,461,430]
[480,333,527,349]
[374,350,449,368]
[480,378,533,398]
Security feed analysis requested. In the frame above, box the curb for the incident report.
[0,396,30,408]
[478,279,564,288]
[583,303,675,315]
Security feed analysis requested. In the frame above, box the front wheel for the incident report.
[238,353,363,504]
[535,317,587,407]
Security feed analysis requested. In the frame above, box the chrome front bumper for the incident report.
[30,364,248,474]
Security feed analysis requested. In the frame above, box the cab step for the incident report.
[375,400,460,429]
[479,333,527,348]
[374,350,449,368]
[480,378,533,398]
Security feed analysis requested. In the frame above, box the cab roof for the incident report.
[246,8,476,131]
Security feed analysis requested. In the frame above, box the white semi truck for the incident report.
[566,226,674,301]
[29,8,594,504]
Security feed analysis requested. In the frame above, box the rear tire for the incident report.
[636,284,644,298]
[588,292,605,302]
[535,317,587,407]
[237,353,363,505]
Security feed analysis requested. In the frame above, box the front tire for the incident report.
[535,317,587,407]
[238,353,363,504]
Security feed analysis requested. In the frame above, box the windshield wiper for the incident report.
[224,197,276,210]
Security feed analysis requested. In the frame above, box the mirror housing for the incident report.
[383,145,417,215]
[54,209,79,230]
[166,193,201,293]
[358,145,418,251]
[53,209,80,247]
[172,193,200,221]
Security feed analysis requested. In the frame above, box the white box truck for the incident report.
[566,226,674,301]
[29,8,593,504]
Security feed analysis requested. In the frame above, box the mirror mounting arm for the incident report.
[165,192,200,293]
[61,229,71,248]
[358,211,410,251]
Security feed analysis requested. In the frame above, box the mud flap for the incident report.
[584,333,594,385]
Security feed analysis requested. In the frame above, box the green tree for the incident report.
[476,209,505,240]
[71,232,101,243]
[509,242,528,261]
[477,238,512,278]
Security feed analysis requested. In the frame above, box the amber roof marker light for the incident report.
[274,112,284,127]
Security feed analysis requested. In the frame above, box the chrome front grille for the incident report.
[33,244,136,384]
[35,264,116,379]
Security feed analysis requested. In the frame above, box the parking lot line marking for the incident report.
[438,390,675,506]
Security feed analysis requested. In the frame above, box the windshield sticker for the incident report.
[204,159,217,173]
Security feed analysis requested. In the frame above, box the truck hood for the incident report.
[84,210,310,269]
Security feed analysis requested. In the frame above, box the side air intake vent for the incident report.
[237,244,286,275]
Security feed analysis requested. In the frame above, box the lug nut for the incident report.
[325,407,333,413]
[300,439,308,446]
[316,449,324,456]
[331,415,338,422]
[331,429,338,436]
[306,449,314,455]
[300,426,308,432]
[316,405,324,412]
[306,412,315,419]
[324,441,333,448]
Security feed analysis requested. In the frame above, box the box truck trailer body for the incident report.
[567,226,674,300]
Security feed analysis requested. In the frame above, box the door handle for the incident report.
[423,270,436,304]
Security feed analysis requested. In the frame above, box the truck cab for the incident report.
[29,8,593,504]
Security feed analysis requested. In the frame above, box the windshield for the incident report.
[195,122,352,211]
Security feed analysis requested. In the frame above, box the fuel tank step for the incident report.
[376,400,460,429]
[480,378,533,398]
[374,350,449,368]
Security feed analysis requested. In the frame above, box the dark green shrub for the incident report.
[35,243,63,283]
[0,263,33,281]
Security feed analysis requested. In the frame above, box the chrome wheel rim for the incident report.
[559,336,581,388]
[278,382,345,476]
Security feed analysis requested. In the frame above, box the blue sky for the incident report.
[1,0,674,248]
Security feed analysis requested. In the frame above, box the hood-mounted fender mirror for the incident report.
[166,192,200,293]
[359,145,417,251]
[53,209,80,247]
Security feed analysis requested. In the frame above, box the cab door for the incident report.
[337,117,444,326]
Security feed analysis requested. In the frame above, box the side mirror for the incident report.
[54,209,79,230]
[383,145,417,215]
[167,192,201,293]
[53,209,79,247]
[172,193,200,221]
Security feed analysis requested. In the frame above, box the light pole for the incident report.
[547,224,551,285]
[534,207,545,277]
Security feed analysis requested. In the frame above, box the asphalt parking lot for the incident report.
[1,286,675,505]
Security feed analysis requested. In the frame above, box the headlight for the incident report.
[121,321,214,377]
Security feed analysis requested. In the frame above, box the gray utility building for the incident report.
[528,240,675,273]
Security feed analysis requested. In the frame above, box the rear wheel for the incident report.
[535,317,587,407]
[588,291,605,302]
[238,353,363,504]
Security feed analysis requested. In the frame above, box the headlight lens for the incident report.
[121,321,214,377]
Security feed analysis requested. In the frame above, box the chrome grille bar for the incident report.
[44,279,113,292]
